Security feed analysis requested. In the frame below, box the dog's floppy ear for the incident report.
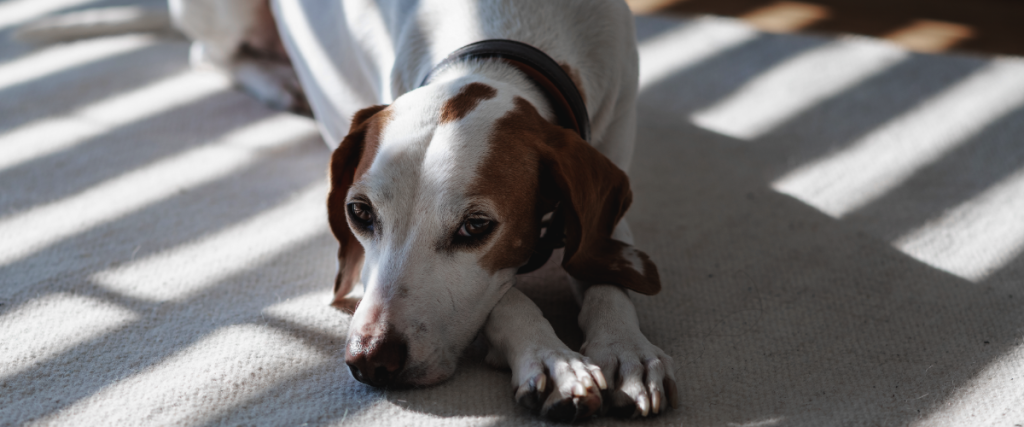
[327,105,388,312]
[528,104,660,295]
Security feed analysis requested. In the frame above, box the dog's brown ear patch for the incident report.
[497,97,660,294]
[441,82,497,123]
[327,104,389,308]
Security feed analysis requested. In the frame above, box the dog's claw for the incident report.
[607,389,639,418]
[515,373,549,411]
[665,377,679,408]
[583,335,678,418]
[540,385,602,423]
[511,349,604,422]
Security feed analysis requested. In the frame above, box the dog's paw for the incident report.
[511,347,606,422]
[582,334,678,418]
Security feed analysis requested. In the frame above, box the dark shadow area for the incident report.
[985,251,1024,291]
[515,250,585,351]
[623,102,1024,425]
[634,14,691,43]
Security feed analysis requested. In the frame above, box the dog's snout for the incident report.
[345,329,408,387]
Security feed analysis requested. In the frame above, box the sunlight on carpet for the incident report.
[0,112,316,267]
[773,59,1024,218]
[913,342,1024,425]
[264,290,348,336]
[0,70,229,173]
[692,37,906,140]
[895,165,1024,282]
[33,324,328,426]
[0,34,156,92]
[0,293,138,381]
[638,17,758,88]
[92,182,327,301]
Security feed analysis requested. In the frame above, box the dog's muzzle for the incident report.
[345,329,408,387]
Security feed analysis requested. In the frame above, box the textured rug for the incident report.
[2,1,1023,425]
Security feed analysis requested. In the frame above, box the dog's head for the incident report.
[327,73,660,387]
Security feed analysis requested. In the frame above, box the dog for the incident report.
[165,0,678,421]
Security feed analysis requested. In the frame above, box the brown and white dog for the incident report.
[169,0,677,421]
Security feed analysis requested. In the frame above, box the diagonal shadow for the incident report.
[755,52,989,180]
[0,40,187,132]
[843,103,1024,241]
[639,31,828,118]
[0,91,269,216]
[191,317,379,427]
[0,133,325,310]
[624,115,1024,426]
[0,232,340,425]
[4,7,1023,426]
[984,250,1024,291]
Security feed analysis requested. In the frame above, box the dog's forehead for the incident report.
[356,79,520,205]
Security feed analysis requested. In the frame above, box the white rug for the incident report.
[2,1,1023,425]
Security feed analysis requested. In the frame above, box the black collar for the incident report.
[421,39,590,142]
[422,40,583,275]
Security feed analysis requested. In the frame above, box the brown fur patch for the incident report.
[440,83,497,124]
[327,105,390,308]
[471,107,545,273]
[559,63,586,105]
[479,97,660,294]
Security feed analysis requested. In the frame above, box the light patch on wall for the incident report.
[692,37,906,140]
[0,71,230,173]
[625,0,683,15]
[740,1,830,33]
[91,183,327,302]
[894,166,1024,282]
[33,324,328,426]
[638,17,759,89]
[0,293,138,380]
[773,59,1024,218]
[0,114,318,268]
[884,19,974,54]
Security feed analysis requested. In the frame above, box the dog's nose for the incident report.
[345,329,408,387]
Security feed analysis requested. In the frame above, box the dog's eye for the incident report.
[458,218,492,238]
[347,202,375,230]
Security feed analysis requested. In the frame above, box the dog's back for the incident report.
[273,0,640,169]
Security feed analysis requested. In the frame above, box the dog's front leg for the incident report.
[576,285,678,417]
[484,287,606,422]
[572,222,679,418]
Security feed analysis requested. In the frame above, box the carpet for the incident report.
[2,1,1023,425]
